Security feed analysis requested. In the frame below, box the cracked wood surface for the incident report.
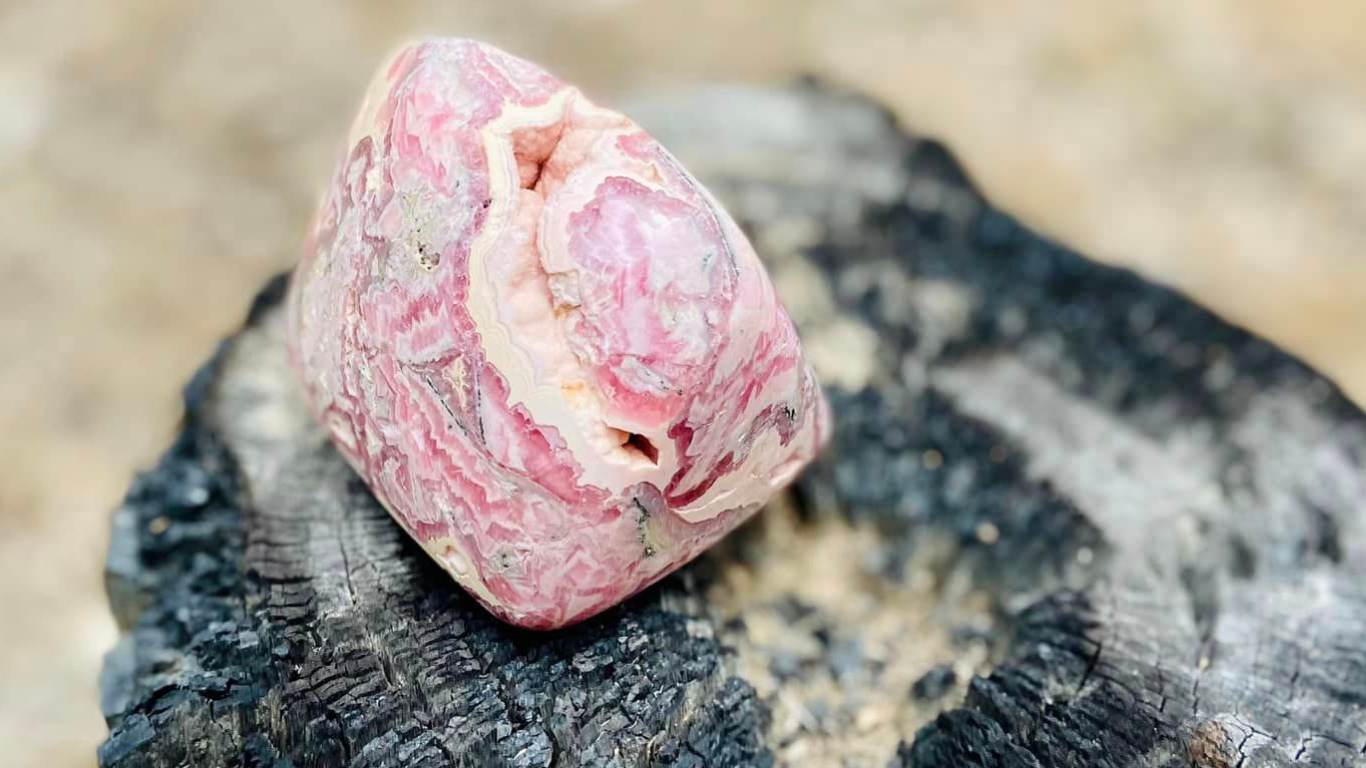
[99,83,1366,768]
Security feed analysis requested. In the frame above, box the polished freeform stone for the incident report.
[287,39,829,628]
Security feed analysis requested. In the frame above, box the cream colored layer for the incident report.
[468,88,679,493]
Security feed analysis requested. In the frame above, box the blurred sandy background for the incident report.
[2,1,1364,765]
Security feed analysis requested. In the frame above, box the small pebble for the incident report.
[974,521,1000,545]
[921,449,943,470]
[911,665,958,701]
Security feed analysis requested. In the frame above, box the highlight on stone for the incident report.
[286,39,829,629]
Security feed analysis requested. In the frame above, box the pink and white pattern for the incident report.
[287,39,828,629]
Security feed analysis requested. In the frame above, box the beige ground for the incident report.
[2,1,1363,765]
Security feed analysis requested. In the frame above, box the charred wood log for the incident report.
[100,83,1366,768]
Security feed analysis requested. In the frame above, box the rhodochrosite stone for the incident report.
[287,39,829,629]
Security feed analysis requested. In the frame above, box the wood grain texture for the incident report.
[100,83,1366,768]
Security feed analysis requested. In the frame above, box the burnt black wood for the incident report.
[100,83,1366,768]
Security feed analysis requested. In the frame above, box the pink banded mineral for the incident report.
[287,39,829,629]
